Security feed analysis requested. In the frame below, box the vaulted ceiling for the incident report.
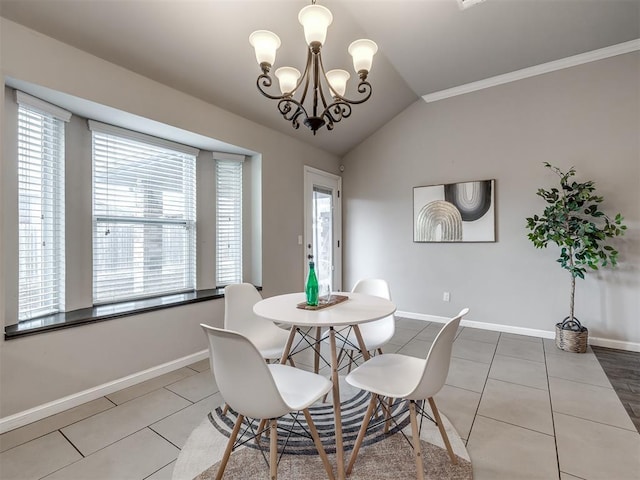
[2,0,638,156]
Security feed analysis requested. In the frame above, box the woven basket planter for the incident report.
[555,317,588,353]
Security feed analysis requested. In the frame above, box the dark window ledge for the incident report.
[4,287,261,340]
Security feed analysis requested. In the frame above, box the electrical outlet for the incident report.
[443,292,450,302]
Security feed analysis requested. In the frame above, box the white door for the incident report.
[304,166,342,293]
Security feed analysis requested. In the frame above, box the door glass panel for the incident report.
[312,185,333,293]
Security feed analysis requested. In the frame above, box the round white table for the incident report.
[254,291,396,480]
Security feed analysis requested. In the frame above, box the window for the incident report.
[216,156,243,286]
[90,121,198,304]
[16,92,70,320]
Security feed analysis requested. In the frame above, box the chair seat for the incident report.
[269,364,332,411]
[346,353,426,399]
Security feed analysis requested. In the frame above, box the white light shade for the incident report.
[249,30,281,66]
[348,39,378,73]
[326,69,350,97]
[298,4,333,46]
[275,67,301,95]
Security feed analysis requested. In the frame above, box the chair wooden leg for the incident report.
[409,400,425,480]
[346,393,378,475]
[384,397,394,433]
[303,408,335,480]
[256,418,268,444]
[222,403,229,415]
[215,413,244,480]
[270,419,278,480]
[428,397,457,465]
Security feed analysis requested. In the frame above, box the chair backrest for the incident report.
[224,283,263,333]
[352,279,395,341]
[352,278,391,299]
[200,324,290,419]
[408,308,469,400]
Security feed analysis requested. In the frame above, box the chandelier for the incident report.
[249,1,378,134]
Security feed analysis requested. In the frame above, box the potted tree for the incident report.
[526,163,626,353]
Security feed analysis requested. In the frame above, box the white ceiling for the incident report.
[1,0,638,156]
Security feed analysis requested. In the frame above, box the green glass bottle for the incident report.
[305,261,319,306]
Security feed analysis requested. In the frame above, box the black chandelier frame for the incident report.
[256,41,372,134]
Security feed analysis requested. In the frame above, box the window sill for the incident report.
[4,287,260,340]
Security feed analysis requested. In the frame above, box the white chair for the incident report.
[326,279,395,371]
[201,324,335,480]
[345,308,469,480]
[224,283,291,363]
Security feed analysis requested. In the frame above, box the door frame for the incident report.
[303,166,342,292]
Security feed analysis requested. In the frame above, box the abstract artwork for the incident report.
[413,179,495,242]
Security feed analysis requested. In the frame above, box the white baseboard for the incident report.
[396,310,640,351]
[0,349,209,434]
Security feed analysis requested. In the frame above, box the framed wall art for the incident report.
[413,179,495,242]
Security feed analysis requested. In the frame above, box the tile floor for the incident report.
[1,318,639,480]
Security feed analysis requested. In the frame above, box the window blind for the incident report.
[216,158,243,286]
[17,99,68,320]
[91,125,197,304]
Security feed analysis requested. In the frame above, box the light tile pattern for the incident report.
[452,337,496,364]
[0,317,638,480]
[0,397,115,453]
[0,432,82,479]
[549,376,637,431]
[555,412,640,479]
[61,388,191,456]
[106,367,198,405]
[146,460,177,480]
[467,415,559,480]
[150,393,223,449]
[489,354,549,390]
[42,429,178,480]
[478,378,554,435]
[496,336,545,363]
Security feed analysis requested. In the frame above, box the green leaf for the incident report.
[526,163,627,277]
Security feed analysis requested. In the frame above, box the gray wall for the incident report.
[342,52,639,346]
[0,19,339,417]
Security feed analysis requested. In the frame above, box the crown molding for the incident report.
[422,39,640,103]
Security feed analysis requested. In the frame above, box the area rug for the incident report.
[173,380,472,479]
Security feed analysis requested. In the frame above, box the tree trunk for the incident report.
[570,274,575,321]
[569,247,575,322]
